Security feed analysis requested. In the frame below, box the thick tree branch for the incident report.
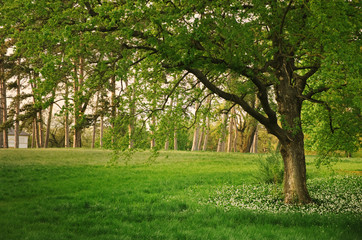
[185,68,270,126]
[304,85,330,99]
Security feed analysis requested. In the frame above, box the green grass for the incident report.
[0,149,361,240]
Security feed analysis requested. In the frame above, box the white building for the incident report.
[8,128,30,148]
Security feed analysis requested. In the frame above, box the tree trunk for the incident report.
[38,110,44,148]
[280,137,310,204]
[191,102,200,151]
[1,71,8,148]
[0,95,2,148]
[173,129,178,150]
[31,118,36,148]
[92,92,99,149]
[233,116,238,152]
[275,68,312,204]
[150,116,156,149]
[100,115,104,148]
[202,116,210,151]
[128,86,135,149]
[197,127,204,150]
[73,57,83,148]
[14,70,21,148]
[110,73,116,136]
[164,138,169,150]
[92,123,96,149]
[0,63,3,148]
[64,81,70,148]
[239,119,258,153]
[217,112,227,152]
[227,107,235,152]
[44,102,53,148]
[110,71,117,146]
[191,125,199,151]
[250,127,258,153]
[45,89,56,148]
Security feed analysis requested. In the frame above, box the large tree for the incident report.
[85,0,357,203]
[2,0,360,204]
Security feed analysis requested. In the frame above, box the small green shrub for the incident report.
[255,152,284,184]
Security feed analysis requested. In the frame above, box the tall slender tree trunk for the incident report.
[100,115,104,148]
[92,123,96,149]
[191,101,200,151]
[44,90,55,148]
[173,129,178,150]
[0,62,2,148]
[44,103,53,148]
[110,71,117,146]
[202,96,211,151]
[150,115,156,149]
[197,126,204,150]
[64,81,70,148]
[227,107,235,152]
[34,117,41,148]
[191,125,199,151]
[31,118,36,148]
[128,86,135,149]
[1,70,8,148]
[233,115,238,152]
[73,57,83,148]
[91,93,99,149]
[14,68,21,148]
[250,127,258,153]
[0,93,3,148]
[38,110,44,147]
[202,116,210,151]
[164,138,169,150]
[217,112,227,152]
[30,73,41,148]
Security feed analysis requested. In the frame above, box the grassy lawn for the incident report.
[0,149,361,240]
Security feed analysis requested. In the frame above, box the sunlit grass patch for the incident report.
[204,175,362,215]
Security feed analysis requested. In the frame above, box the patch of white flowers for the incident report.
[204,175,362,214]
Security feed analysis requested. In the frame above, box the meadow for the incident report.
[0,149,361,240]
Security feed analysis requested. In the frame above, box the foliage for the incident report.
[302,86,361,157]
[1,0,360,204]
[254,152,284,184]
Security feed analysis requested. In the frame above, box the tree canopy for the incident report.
[0,0,360,203]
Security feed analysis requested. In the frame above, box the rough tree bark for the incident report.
[275,67,311,204]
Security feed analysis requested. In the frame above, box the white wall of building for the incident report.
[8,135,29,148]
